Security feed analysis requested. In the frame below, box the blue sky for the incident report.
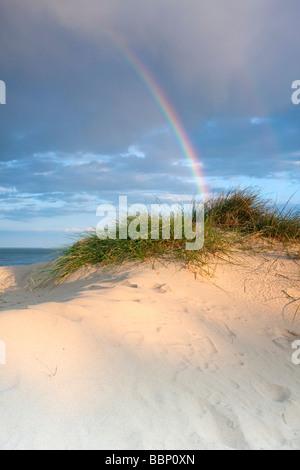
[0,0,299,247]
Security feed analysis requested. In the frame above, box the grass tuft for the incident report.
[45,187,300,283]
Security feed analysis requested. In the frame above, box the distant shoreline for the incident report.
[0,247,59,267]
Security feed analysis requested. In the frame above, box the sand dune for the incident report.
[0,252,299,450]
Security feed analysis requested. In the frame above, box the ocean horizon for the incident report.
[0,248,60,267]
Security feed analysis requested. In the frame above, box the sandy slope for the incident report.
[0,251,299,450]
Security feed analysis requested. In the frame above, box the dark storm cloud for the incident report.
[0,0,299,229]
[41,0,300,114]
[0,1,173,164]
[1,0,300,156]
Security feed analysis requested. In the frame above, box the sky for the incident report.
[0,0,300,247]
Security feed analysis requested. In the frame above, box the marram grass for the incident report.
[46,187,300,283]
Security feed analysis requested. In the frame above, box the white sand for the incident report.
[0,252,299,450]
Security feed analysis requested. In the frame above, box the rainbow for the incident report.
[108,34,208,199]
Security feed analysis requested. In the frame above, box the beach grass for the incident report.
[47,187,300,282]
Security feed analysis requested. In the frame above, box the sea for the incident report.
[0,248,59,267]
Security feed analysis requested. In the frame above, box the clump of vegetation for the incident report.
[48,187,300,282]
[206,187,300,242]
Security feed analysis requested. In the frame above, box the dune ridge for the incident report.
[0,251,299,450]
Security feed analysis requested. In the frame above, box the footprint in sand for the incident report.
[200,337,218,356]
[153,284,171,294]
[122,281,139,289]
[234,352,245,366]
[208,405,249,450]
[283,403,300,434]
[272,334,294,351]
[0,376,20,394]
[85,284,113,291]
[252,377,291,403]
